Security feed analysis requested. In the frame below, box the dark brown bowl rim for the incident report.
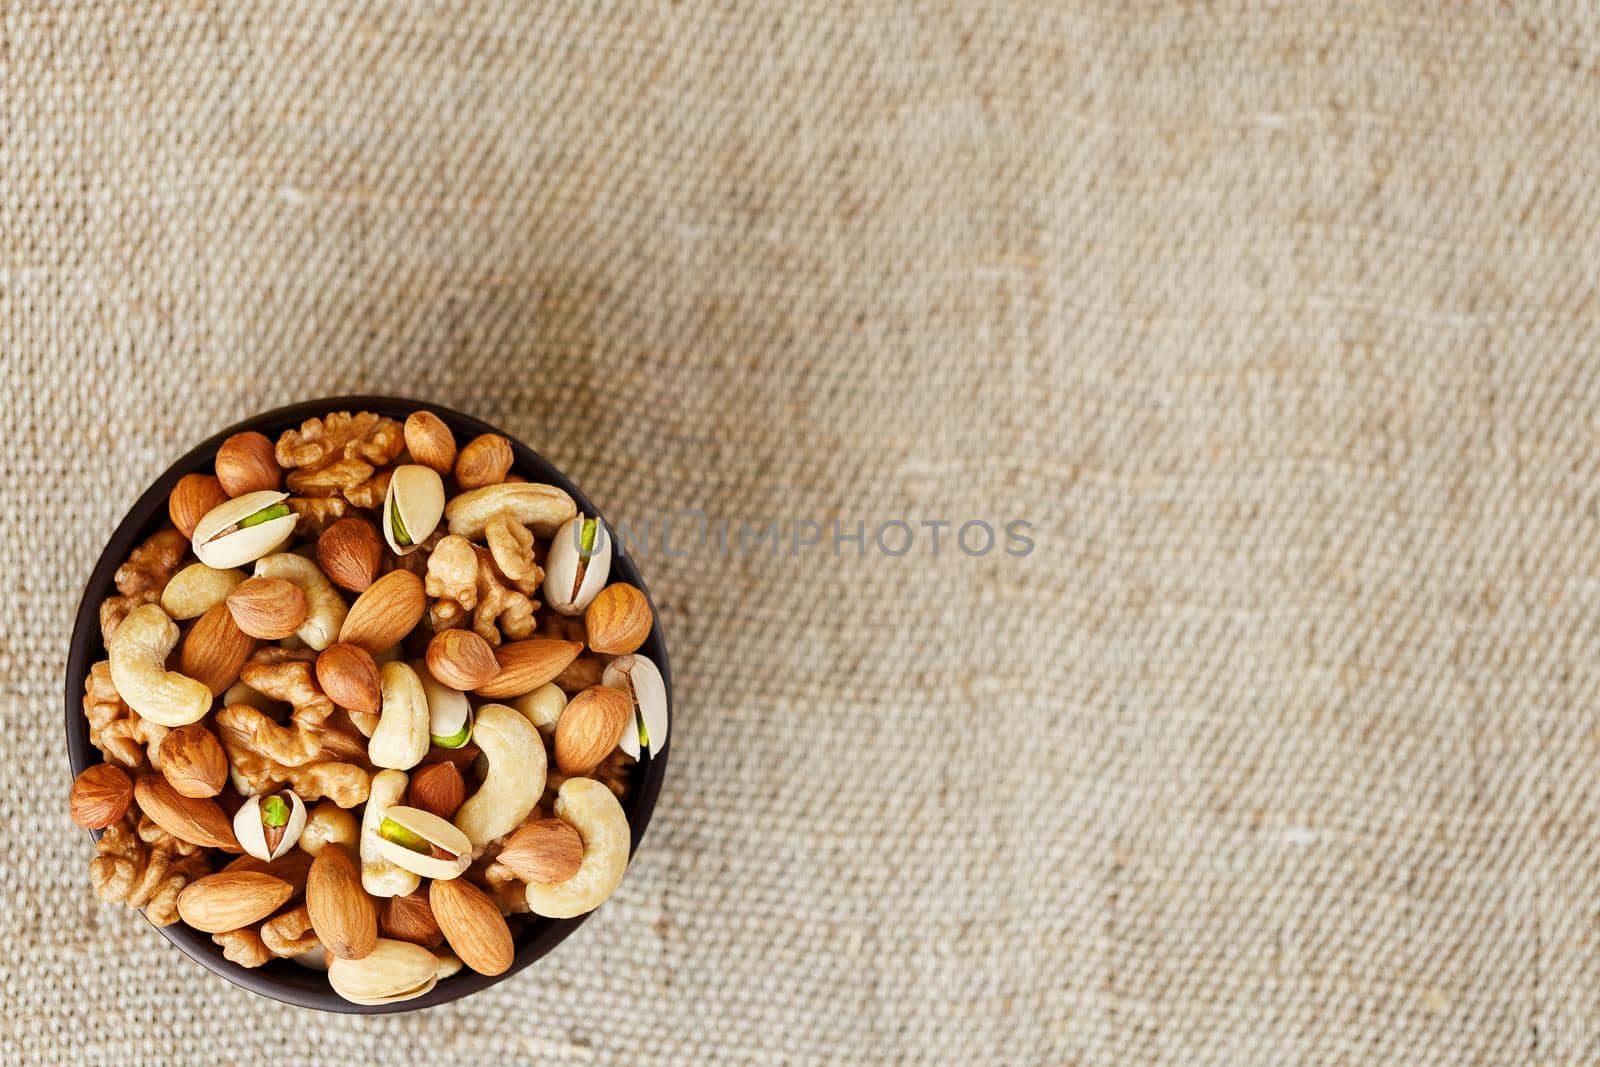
[64,396,672,1013]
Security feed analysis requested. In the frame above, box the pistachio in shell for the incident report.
[327,938,439,1005]
[381,465,445,556]
[233,790,307,861]
[192,490,296,569]
[603,653,670,760]
[372,805,472,880]
[542,515,611,615]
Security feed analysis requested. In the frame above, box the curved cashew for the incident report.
[299,800,361,858]
[360,769,421,898]
[452,702,546,852]
[525,778,630,918]
[253,553,347,651]
[109,604,212,727]
[368,661,429,770]
[444,482,575,540]
[160,563,246,620]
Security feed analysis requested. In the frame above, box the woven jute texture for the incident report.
[6,2,1600,1063]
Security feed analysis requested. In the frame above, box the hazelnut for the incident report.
[403,411,457,475]
[454,433,513,489]
[168,474,229,539]
[406,761,466,821]
[215,431,283,496]
[380,892,443,948]
[317,517,383,593]
[69,764,134,829]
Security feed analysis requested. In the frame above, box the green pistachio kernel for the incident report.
[389,498,412,546]
[431,722,472,750]
[379,817,429,853]
[579,518,598,556]
[239,503,291,529]
[261,795,290,828]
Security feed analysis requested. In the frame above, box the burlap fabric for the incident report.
[7,2,1600,1063]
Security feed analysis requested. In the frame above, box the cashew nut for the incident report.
[452,702,545,852]
[108,604,212,727]
[444,482,575,540]
[299,800,360,858]
[525,778,630,918]
[360,769,421,898]
[160,563,246,620]
[510,682,566,735]
[253,553,347,651]
[368,661,429,770]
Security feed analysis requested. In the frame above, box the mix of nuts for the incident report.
[69,409,667,1004]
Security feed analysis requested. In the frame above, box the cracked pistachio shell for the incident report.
[542,516,612,615]
[372,805,473,880]
[232,791,307,861]
[328,938,439,1004]
[382,465,445,556]
[603,654,669,760]
[192,490,296,569]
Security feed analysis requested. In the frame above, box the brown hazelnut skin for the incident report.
[215,432,283,496]
[316,518,383,593]
[70,764,134,829]
[404,411,457,475]
[168,474,229,539]
[455,434,513,489]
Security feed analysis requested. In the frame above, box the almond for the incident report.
[157,724,228,798]
[316,642,382,714]
[69,764,133,829]
[226,576,309,640]
[380,892,444,948]
[223,849,314,894]
[215,431,283,497]
[403,411,457,475]
[426,628,500,691]
[496,817,583,884]
[454,433,513,490]
[429,877,514,976]
[584,582,653,655]
[307,844,378,960]
[554,686,632,774]
[179,603,257,695]
[317,517,384,593]
[176,870,292,933]
[474,639,583,699]
[407,761,466,820]
[338,570,425,653]
[134,775,240,850]
[168,474,229,539]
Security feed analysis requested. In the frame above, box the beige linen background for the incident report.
[5,1,1600,1063]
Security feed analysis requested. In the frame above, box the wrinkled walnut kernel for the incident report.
[84,660,167,769]
[425,536,536,645]
[90,819,212,926]
[213,926,273,968]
